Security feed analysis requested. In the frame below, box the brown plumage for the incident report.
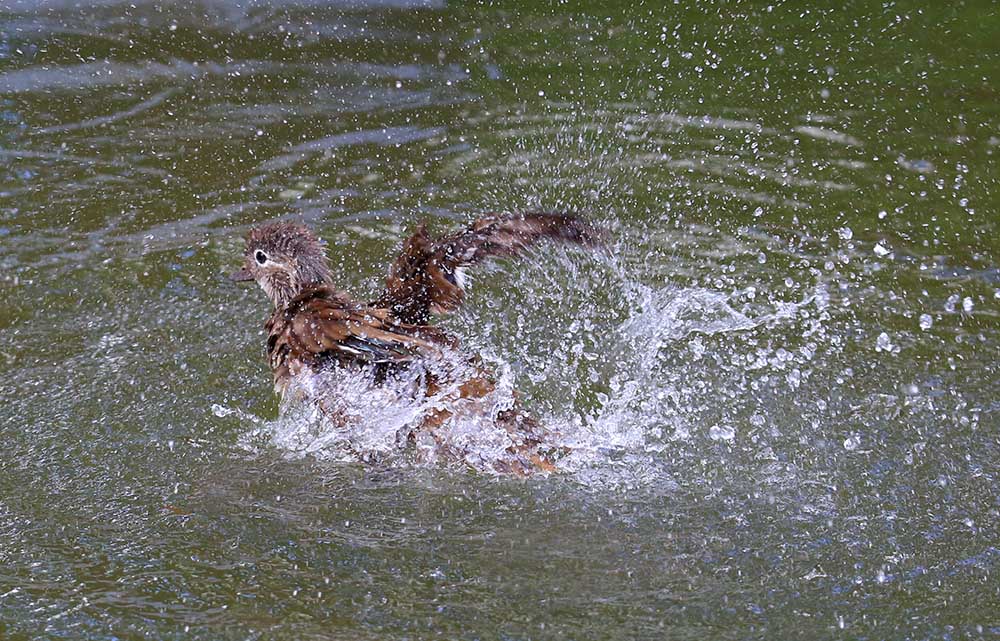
[232,212,600,474]
[376,213,601,324]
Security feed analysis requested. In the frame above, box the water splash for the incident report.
[237,347,552,474]
[229,229,843,488]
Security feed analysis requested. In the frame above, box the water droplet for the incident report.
[212,403,234,418]
[919,314,933,330]
[844,434,861,451]
[709,425,736,441]
[875,332,895,353]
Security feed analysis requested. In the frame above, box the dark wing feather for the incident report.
[266,287,443,393]
[376,212,600,324]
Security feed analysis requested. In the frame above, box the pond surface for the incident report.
[2,1,999,639]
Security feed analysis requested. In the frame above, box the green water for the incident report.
[1,1,998,639]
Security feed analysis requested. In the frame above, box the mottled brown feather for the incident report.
[376,212,600,324]
[265,285,444,394]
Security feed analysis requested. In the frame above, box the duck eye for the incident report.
[254,250,268,265]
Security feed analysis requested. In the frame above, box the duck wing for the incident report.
[266,287,447,392]
[376,212,600,324]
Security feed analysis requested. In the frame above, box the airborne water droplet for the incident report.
[211,403,233,418]
[709,425,736,441]
[875,332,895,353]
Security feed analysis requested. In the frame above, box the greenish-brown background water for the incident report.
[1,1,998,639]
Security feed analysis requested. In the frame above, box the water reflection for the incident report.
[1,0,998,638]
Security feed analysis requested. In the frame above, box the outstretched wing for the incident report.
[375,212,600,324]
[266,287,446,392]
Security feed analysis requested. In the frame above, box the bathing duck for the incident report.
[231,213,599,474]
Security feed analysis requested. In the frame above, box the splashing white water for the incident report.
[237,347,555,473]
[221,226,844,486]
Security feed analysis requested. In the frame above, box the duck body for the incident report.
[233,213,599,474]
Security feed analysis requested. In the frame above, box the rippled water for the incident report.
[2,1,999,638]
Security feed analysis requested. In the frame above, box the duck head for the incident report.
[231,221,333,308]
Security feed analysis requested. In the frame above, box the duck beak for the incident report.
[230,267,254,282]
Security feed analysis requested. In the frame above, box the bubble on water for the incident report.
[844,434,861,451]
[944,294,959,313]
[873,242,891,257]
[962,297,974,312]
[837,227,853,240]
[919,314,933,330]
